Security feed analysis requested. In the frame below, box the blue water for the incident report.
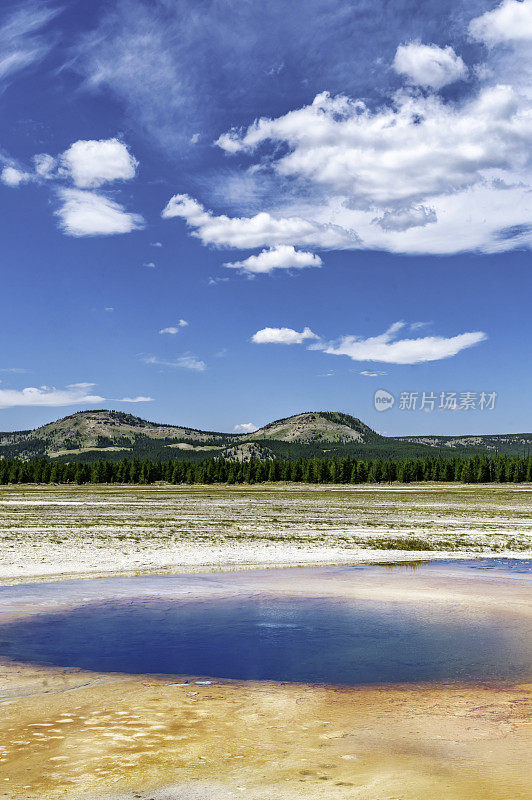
[0,560,530,686]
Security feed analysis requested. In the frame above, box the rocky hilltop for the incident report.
[248,411,378,444]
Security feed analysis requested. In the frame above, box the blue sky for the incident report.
[0,0,531,436]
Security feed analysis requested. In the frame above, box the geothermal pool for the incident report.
[1,559,530,685]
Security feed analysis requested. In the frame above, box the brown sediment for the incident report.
[0,662,531,800]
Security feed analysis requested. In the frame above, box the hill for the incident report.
[248,411,378,444]
[0,410,234,461]
[396,433,532,457]
[0,409,529,463]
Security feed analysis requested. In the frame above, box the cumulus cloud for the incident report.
[2,139,138,189]
[1,166,32,186]
[56,189,144,237]
[159,320,188,334]
[217,88,530,208]
[251,326,319,345]
[213,68,532,254]
[0,382,105,410]
[2,139,137,191]
[224,245,322,274]
[142,354,206,371]
[360,370,387,377]
[312,322,487,364]
[392,42,468,89]
[161,194,357,249]
[4,3,529,258]
[60,138,138,188]
[233,422,258,433]
[1,136,141,239]
[469,0,532,44]
[65,0,531,255]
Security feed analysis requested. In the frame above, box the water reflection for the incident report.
[380,561,426,571]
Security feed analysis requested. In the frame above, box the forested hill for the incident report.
[396,432,532,456]
[0,409,529,463]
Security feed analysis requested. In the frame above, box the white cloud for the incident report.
[0,383,105,410]
[162,194,357,249]
[60,138,138,188]
[0,51,37,79]
[56,189,144,237]
[251,326,319,345]
[312,322,487,364]
[117,396,154,402]
[104,307,114,312]
[469,0,532,44]
[373,205,437,232]
[224,245,322,274]
[144,261,156,268]
[409,321,431,331]
[72,2,191,153]
[1,166,32,186]
[360,370,387,376]
[66,0,531,255]
[2,140,137,192]
[252,322,485,363]
[392,42,468,89]
[151,241,163,247]
[1,156,54,187]
[2,137,141,239]
[233,422,258,433]
[159,320,188,334]
[217,88,530,208]
[72,0,367,155]
[0,3,60,83]
[213,73,532,254]
[33,153,56,178]
[142,355,206,371]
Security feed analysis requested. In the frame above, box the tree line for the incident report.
[0,453,531,485]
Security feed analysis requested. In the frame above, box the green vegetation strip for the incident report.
[1,453,531,485]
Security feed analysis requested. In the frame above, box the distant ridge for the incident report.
[0,409,530,463]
